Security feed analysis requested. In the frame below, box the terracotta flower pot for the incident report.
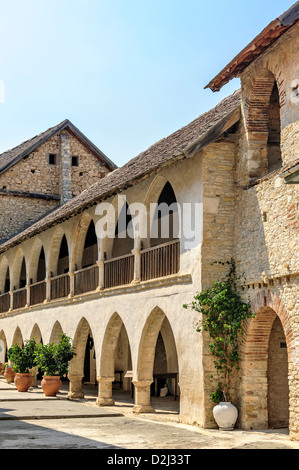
[4,367,15,384]
[41,376,62,397]
[14,373,33,392]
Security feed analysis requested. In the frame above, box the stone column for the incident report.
[25,274,30,307]
[96,376,115,406]
[131,237,141,284]
[132,380,155,414]
[60,132,72,205]
[44,274,51,303]
[69,271,74,298]
[96,260,105,291]
[67,375,84,399]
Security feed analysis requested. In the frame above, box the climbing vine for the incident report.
[183,259,254,404]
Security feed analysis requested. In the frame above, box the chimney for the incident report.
[60,132,72,204]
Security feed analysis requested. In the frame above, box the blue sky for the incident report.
[0,0,295,167]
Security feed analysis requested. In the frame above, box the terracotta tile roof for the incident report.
[0,89,242,253]
[205,2,299,92]
[0,119,117,174]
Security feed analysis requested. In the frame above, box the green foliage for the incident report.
[7,339,38,373]
[183,259,254,404]
[35,334,76,377]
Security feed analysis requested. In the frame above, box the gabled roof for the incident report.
[205,2,299,92]
[0,119,117,174]
[0,89,242,253]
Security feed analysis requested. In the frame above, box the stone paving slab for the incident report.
[0,399,123,420]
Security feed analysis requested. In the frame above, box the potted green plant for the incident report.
[35,334,76,396]
[7,339,37,392]
[183,259,254,430]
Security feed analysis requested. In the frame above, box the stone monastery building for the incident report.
[0,3,298,440]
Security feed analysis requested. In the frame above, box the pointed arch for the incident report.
[137,307,179,382]
[12,326,23,347]
[30,324,43,344]
[0,256,10,294]
[11,248,27,290]
[28,238,47,284]
[71,213,99,271]
[239,291,294,430]
[245,69,283,180]
[49,321,64,345]
[100,312,131,379]
[48,227,70,276]
[0,330,8,363]
[69,317,94,377]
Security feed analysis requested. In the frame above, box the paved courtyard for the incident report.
[0,378,298,451]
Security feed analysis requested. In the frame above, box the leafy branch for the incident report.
[183,259,254,404]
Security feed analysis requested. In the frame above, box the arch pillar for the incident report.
[96,376,115,406]
[67,375,84,399]
[132,379,155,414]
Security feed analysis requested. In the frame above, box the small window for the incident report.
[72,156,79,167]
[48,153,57,165]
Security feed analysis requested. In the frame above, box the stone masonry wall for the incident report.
[0,130,111,241]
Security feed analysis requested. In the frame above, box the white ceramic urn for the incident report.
[213,402,238,431]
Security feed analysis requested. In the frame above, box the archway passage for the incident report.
[134,307,179,414]
[267,316,289,429]
[98,313,132,406]
[241,306,290,430]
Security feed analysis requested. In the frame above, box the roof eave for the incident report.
[205,2,299,92]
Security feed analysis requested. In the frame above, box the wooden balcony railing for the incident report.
[50,273,70,300]
[74,264,99,296]
[13,287,27,310]
[30,280,47,306]
[0,240,181,314]
[104,253,134,289]
[0,292,10,313]
[140,240,180,281]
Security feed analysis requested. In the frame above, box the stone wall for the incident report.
[0,130,111,241]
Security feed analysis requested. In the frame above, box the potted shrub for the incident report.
[35,334,76,397]
[7,339,37,392]
[3,362,15,384]
[183,259,254,430]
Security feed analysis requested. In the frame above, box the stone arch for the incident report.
[11,248,27,290]
[49,320,64,345]
[137,306,178,381]
[70,317,94,377]
[239,291,294,430]
[132,306,179,413]
[0,330,8,363]
[96,312,132,406]
[66,317,96,398]
[244,69,283,181]
[0,256,10,294]
[99,312,129,378]
[28,238,46,284]
[30,323,43,344]
[143,175,180,249]
[71,213,99,272]
[48,227,70,276]
[12,326,23,347]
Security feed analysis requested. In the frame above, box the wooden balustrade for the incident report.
[74,264,99,295]
[0,292,10,313]
[104,253,134,289]
[140,240,180,281]
[50,273,70,300]
[30,280,47,306]
[0,240,181,313]
[13,287,27,310]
